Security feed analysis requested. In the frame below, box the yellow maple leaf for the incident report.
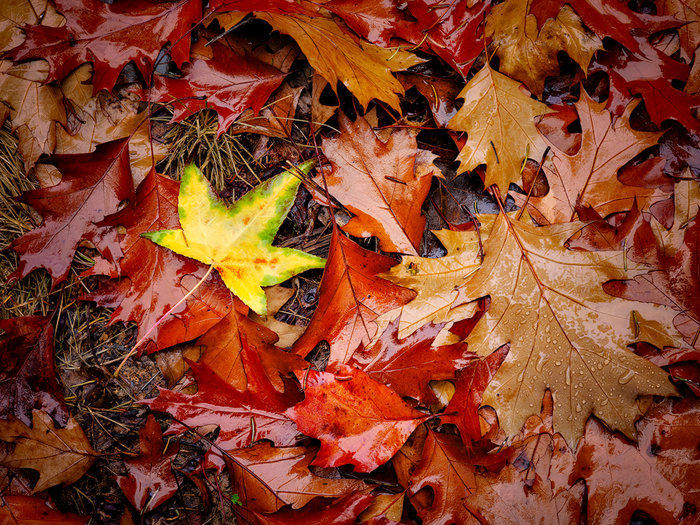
[143,161,325,315]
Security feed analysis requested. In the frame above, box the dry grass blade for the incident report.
[0,126,50,318]
[158,109,263,194]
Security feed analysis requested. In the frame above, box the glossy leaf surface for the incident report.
[7,0,201,92]
[143,359,301,470]
[9,138,134,284]
[224,442,367,513]
[449,64,552,198]
[319,113,436,254]
[286,364,428,472]
[293,229,416,364]
[448,212,677,444]
[149,40,286,136]
[82,171,232,353]
[116,414,179,512]
[0,316,67,427]
[143,162,325,315]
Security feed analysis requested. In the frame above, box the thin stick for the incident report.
[113,264,214,377]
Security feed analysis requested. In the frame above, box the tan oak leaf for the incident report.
[0,410,96,493]
[453,212,678,445]
[448,64,552,198]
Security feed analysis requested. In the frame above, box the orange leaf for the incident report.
[286,364,428,472]
[318,113,436,254]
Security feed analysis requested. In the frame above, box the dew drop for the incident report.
[545,337,552,344]
[618,369,635,385]
[601,398,608,406]
[575,403,582,413]
[565,367,571,386]
[535,354,547,373]
[555,360,562,366]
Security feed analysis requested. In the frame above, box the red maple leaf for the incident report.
[7,0,202,92]
[8,138,134,285]
[293,230,416,365]
[348,317,476,404]
[143,356,302,469]
[147,40,287,136]
[247,493,374,525]
[407,0,490,78]
[0,316,68,428]
[117,414,179,512]
[286,364,429,472]
[590,39,700,129]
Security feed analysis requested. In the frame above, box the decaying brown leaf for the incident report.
[0,410,96,493]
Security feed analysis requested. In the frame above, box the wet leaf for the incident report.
[143,359,301,470]
[143,162,325,315]
[286,364,428,472]
[317,113,437,254]
[8,138,134,285]
[0,316,67,428]
[514,91,668,224]
[6,0,201,92]
[248,493,374,525]
[486,0,602,95]
[407,0,489,77]
[463,433,584,525]
[571,404,699,525]
[448,63,552,198]
[255,11,423,112]
[0,495,88,524]
[196,305,307,392]
[348,317,475,404]
[116,414,179,512]
[0,59,65,171]
[443,345,509,445]
[56,64,166,184]
[603,181,700,348]
[408,430,478,525]
[590,38,700,129]
[448,212,678,444]
[81,171,232,353]
[149,39,286,136]
[373,226,490,342]
[293,229,416,365]
[0,410,96,493]
[224,442,368,514]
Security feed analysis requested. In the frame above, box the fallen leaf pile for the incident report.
[0,0,698,523]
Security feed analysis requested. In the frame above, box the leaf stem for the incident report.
[113,264,215,377]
